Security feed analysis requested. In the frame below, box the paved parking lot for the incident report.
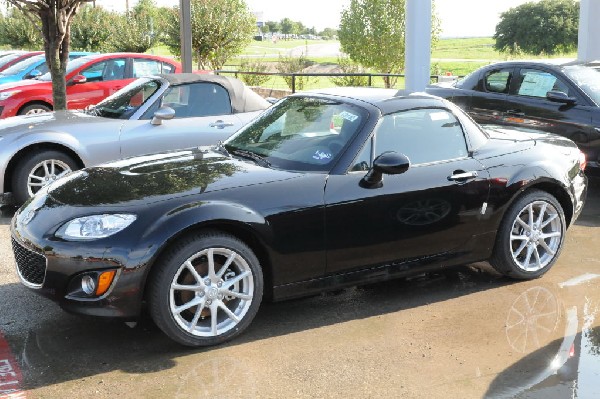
[1,178,599,398]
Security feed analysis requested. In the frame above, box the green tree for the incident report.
[164,0,256,71]
[111,0,162,52]
[494,0,579,55]
[4,0,93,111]
[0,7,43,49]
[338,0,440,88]
[265,20,280,33]
[318,28,337,40]
[280,17,295,36]
[71,5,118,52]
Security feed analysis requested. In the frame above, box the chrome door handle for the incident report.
[209,120,235,129]
[449,171,478,181]
[506,109,525,116]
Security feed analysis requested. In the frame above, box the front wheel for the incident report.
[11,150,78,204]
[148,231,263,347]
[18,103,51,115]
[490,189,566,279]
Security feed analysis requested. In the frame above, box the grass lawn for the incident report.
[149,37,579,90]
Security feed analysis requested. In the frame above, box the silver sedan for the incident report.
[0,73,271,205]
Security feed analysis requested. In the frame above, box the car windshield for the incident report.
[1,55,44,75]
[225,96,368,172]
[563,65,600,105]
[37,55,97,81]
[0,53,26,69]
[87,77,161,119]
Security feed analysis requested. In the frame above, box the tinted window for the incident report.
[162,83,232,117]
[484,69,512,93]
[516,69,571,98]
[563,65,600,104]
[225,96,368,172]
[81,58,126,82]
[374,109,468,165]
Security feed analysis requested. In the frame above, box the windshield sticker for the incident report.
[429,111,450,121]
[313,150,332,161]
[338,111,359,122]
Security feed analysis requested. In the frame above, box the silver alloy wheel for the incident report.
[509,200,563,272]
[169,247,254,337]
[27,159,72,197]
[24,107,48,115]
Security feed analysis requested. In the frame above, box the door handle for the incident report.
[209,120,235,129]
[506,109,525,116]
[448,171,478,181]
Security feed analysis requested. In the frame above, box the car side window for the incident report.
[515,68,571,98]
[80,59,126,82]
[374,109,468,165]
[161,83,232,118]
[162,62,176,74]
[133,59,162,78]
[484,69,512,93]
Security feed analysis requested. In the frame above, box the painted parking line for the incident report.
[0,331,25,399]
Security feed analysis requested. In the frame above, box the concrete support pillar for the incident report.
[179,0,193,73]
[578,0,600,62]
[404,0,431,92]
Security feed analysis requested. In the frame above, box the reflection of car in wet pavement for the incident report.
[0,73,271,205]
[10,89,588,347]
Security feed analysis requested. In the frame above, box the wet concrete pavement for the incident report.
[0,178,599,398]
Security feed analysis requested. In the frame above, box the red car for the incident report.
[0,51,43,72]
[0,53,182,118]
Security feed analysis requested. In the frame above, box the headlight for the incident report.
[0,90,21,101]
[56,214,137,241]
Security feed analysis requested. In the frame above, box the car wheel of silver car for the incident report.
[490,189,566,279]
[148,231,263,347]
[18,103,52,115]
[11,150,78,205]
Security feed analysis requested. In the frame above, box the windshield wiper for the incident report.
[212,140,230,157]
[229,148,271,168]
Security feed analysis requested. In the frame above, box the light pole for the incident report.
[179,0,193,73]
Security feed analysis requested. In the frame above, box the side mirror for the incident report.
[151,106,176,126]
[25,69,42,79]
[70,75,87,85]
[546,90,576,104]
[360,151,410,189]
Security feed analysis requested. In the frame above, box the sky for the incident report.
[98,0,538,38]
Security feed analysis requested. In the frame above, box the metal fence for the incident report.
[214,70,449,95]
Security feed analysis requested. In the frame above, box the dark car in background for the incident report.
[427,61,600,172]
[11,89,587,347]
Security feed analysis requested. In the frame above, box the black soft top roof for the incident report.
[158,73,270,113]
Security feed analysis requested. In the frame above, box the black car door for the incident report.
[469,66,516,124]
[502,67,594,146]
[324,108,490,276]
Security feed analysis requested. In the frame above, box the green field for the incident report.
[149,37,579,90]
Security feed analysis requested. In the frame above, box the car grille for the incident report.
[11,237,46,287]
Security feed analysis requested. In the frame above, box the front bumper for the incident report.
[10,204,149,319]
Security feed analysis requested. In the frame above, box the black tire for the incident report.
[11,150,78,205]
[18,103,51,115]
[490,189,566,279]
[148,231,264,347]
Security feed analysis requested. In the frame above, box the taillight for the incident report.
[579,151,587,172]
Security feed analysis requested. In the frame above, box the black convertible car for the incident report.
[11,88,587,346]
[427,61,600,172]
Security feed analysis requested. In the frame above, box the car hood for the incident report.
[0,74,22,85]
[45,148,302,207]
[0,110,122,137]
[0,77,49,92]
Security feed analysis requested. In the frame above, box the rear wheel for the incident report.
[11,150,78,204]
[490,190,566,279]
[18,103,51,115]
[148,231,263,347]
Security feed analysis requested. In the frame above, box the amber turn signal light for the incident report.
[96,270,116,296]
